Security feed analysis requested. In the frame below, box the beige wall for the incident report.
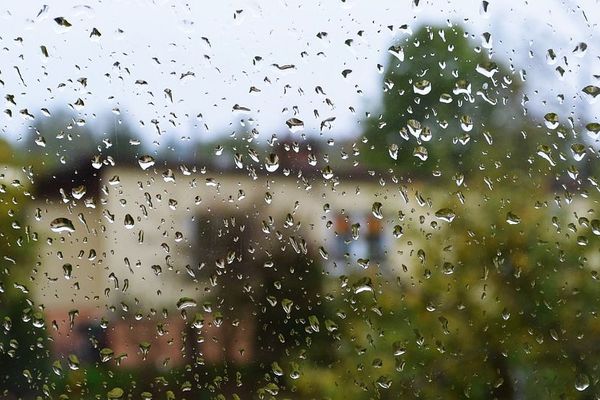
[29,166,439,314]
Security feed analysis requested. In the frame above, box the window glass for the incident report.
[1,1,600,399]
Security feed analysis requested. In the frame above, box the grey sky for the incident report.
[1,0,599,146]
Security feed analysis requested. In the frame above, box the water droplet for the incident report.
[54,17,72,28]
[582,85,600,103]
[413,79,431,95]
[439,93,453,103]
[139,341,151,360]
[176,297,197,310]
[536,145,556,166]
[308,315,320,332]
[591,219,600,235]
[442,262,455,275]
[286,118,304,133]
[138,155,155,170]
[67,354,80,370]
[376,376,392,389]
[107,387,125,399]
[50,218,75,233]
[371,202,383,219]
[264,382,280,396]
[543,113,559,129]
[71,185,86,200]
[321,165,334,179]
[575,373,590,391]
[100,348,114,362]
[124,214,135,229]
[62,263,72,279]
[573,42,587,57]
[162,169,175,182]
[506,212,521,225]
[393,225,403,238]
[435,208,455,223]
[353,277,374,294]
[546,49,557,65]
[52,360,63,376]
[571,143,586,161]
[388,143,399,160]
[476,62,498,78]
[282,298,293,314]
[265,154,280,172]
[413,146,428,161]
[91,155,103,169]
[585,122,600,139]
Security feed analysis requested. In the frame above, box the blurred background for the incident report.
[1,1,600,399]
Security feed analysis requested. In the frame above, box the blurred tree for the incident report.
[0,138,50,398]
[362,25,527,179]
[23,111,99,173]
[294,24,600,399]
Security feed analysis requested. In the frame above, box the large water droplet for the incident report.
[543,113,559,129]
[570,143,586,161]
[536,145,556,166]
[506,212,521,225]
[413,79,431,95]
[176,297,197,310]
[585,122,600,139]
[321,165,334,179]
[575,373,590,391]
[138,155,155,170]
[62,263,72,279]
[372,202,383,219]
[286,118,304,133]
[413,146,428,161]
[107,387,125,399]
[265,154,280,172]
[124,214,135,229]
[50,218,75,233]
[435,208,455,223]
[582,85,600,103]
[388,143,399,160]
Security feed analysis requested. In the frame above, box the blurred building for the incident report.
[28,140,431,368]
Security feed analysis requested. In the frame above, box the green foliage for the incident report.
[0,147,50,397]
[362,25,524,178]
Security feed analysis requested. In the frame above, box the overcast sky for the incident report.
[1,0,599,146]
